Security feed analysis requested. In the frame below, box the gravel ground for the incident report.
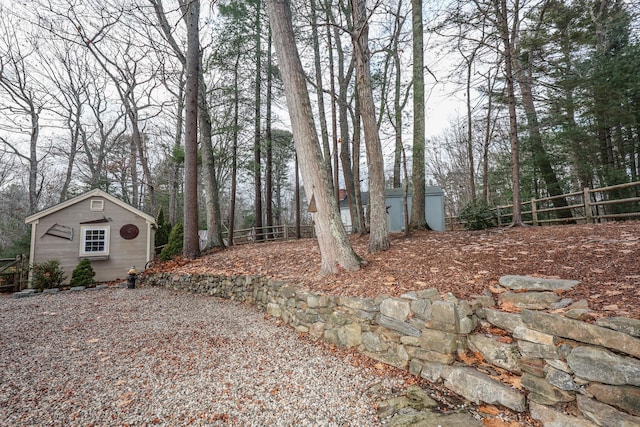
[0,287,405,426]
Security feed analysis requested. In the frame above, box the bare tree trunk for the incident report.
[198,81,225,249]
[169,79,183,226]
[325,2,358,232]
[228,54,240,246]
[409,0,427,229]
[325,7,339,203]
[495,0,523,226]
[129,137,138,207]
[515,51,574,222]
[465,52,477,202]
[254,0,264,241]
[352,90,367,234]
[265,26,274,239]
[310,0,332,173]
[351,0,389,253]
[183,0,201,259]
[481,67,498,203]
[265,0,360,274]
[295,152,301,238]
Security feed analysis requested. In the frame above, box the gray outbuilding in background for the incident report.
[340,186,445,232]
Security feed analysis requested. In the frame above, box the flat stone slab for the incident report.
[577,394,640,427]
[567,346,640,386]
[377,314,421,337]
[596,316,640,338]
[522,309,640,358]
[499,291,560,310]
[11,292,33,299]
[442,366,526,412]
[499,275,580,291]
[530,402,597,427]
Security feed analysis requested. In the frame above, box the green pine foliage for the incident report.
[155,207,172,248]
[159,222,184,262]
[31,260,66,291]
[70,258,96,287]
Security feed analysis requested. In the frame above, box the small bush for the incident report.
[159,222,183,261]
[31,260,66,291]
[459,200,496,230]
[70,258,96,287]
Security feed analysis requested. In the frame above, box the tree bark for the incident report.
[514,51,574,221]
[351,0,389,253]
[265,26,274,239]
[409,0,427,229]
[310,0,333,175]
[265,0,360,274]
[495,0,523,226]
[254,0,264,241]
[183,0,201,259]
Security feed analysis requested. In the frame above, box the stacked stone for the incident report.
[144,272,640,426]
[478,276,640,426]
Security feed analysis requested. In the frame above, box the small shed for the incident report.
[24,189,156,284]
[340,186,445,232]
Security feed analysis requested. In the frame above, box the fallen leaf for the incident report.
[478,405,501,415]
[482,418,520,427]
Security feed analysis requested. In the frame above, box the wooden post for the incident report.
[583,187,592,223]
[496,207,502,227]
[531,198,538,226]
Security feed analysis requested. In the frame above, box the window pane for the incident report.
[84,229,107,253]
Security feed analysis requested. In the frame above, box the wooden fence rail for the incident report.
[0,255,28,292]
[447,181,640,230]
[221,224,315,246]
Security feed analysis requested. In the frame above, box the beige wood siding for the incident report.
[32,196,152,283]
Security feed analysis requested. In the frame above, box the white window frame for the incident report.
[79,225,110,257]
[90,199,104,211]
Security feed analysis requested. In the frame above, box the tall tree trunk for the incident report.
[392,0,405,189]
[495,0,523,226]
[129,137,138,207]
[59,102,82,202]
[327,2,358,232]
[183,0,201,259]
[326,6,339,203]
[352,88,366,234]
[228,54,241,246]
[265,25,274,239]
[351,0,389,253]
[311,0,332,172]
[254,0,264,240]
[169,79,183,226]
[295,152,301,238]
[465,53,477,202]
[409,0,427,229]
[515,52,574,222]
[199,80,225,249]
[265,0,361,274]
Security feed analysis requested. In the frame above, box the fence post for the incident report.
[496,207,502,227]
[531,198,538,226]
[583,187,592,223]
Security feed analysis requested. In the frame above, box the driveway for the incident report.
[0,287,404,426]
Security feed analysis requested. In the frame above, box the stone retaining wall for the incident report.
[143,273,640,426]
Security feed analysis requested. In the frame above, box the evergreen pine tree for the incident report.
[70,258,96,287]
[159,222,184,261]
[155,207,172,248]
